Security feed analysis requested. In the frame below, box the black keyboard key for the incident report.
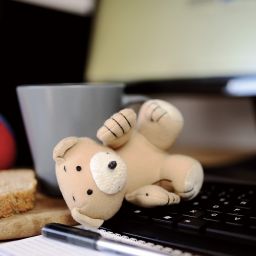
[185,200,204,209]
[234,199,253,209]
[199,194,210,200]
[217,191,231,198]
[218,197,228,202]
[237,190,255,200]
[216,197,231,207]
[177,217,206,231]
[123,207,150,220]
[225,214,246,226]
[228,187,235,193]
[237,194,248,200]
[222,201,231,207]
[152,213,180,225]
[248,189,255,196]
[182,209,204,218]
[203,211,223,222]
[207,203,226,212]
[227,207,250,216]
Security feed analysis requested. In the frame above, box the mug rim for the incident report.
[16,82,125,90]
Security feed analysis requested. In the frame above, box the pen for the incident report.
[42,223,169,256]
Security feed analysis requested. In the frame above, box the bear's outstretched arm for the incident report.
[137,100,184,150]
[97,108,137,149]
[125,185,180,208]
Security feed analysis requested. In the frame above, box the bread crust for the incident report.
[0,170,37,218]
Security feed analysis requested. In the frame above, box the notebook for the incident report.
[0,228,192,256]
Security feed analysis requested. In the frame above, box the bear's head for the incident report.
[53,137,127,227]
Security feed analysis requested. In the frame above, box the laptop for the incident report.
[85,2,256,255]
[100,159,256,256]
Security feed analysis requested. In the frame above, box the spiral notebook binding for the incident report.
[99,229,197,256]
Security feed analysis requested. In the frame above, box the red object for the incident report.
[0,116,16,170]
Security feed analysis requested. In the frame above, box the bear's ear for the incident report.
[53,137,79,165]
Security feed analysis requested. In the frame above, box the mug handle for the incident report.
[121,94,150,108]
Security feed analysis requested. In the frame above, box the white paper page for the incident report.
[0,235,102,256]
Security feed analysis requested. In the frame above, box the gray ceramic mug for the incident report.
[17,83,147,196]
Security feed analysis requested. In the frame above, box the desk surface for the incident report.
[0,193,76,241]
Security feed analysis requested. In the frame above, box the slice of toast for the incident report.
[0,169,37,218]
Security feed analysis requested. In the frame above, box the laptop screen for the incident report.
[86,0,256,86]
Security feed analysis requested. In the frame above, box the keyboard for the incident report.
[101,181,256,256]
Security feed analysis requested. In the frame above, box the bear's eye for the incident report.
[108,161,117,170]
[87,189,93,195]
[90,152,127,194]
[76,166,82,172]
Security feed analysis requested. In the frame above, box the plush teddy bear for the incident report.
[53,100,203,228]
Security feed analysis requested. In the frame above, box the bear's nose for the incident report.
[108,161,117,170]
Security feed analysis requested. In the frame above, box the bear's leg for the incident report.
[160,155,204,200]
[137,100,183,150]
[125,185,180,208]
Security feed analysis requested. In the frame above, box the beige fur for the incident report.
[53,100,204,228]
